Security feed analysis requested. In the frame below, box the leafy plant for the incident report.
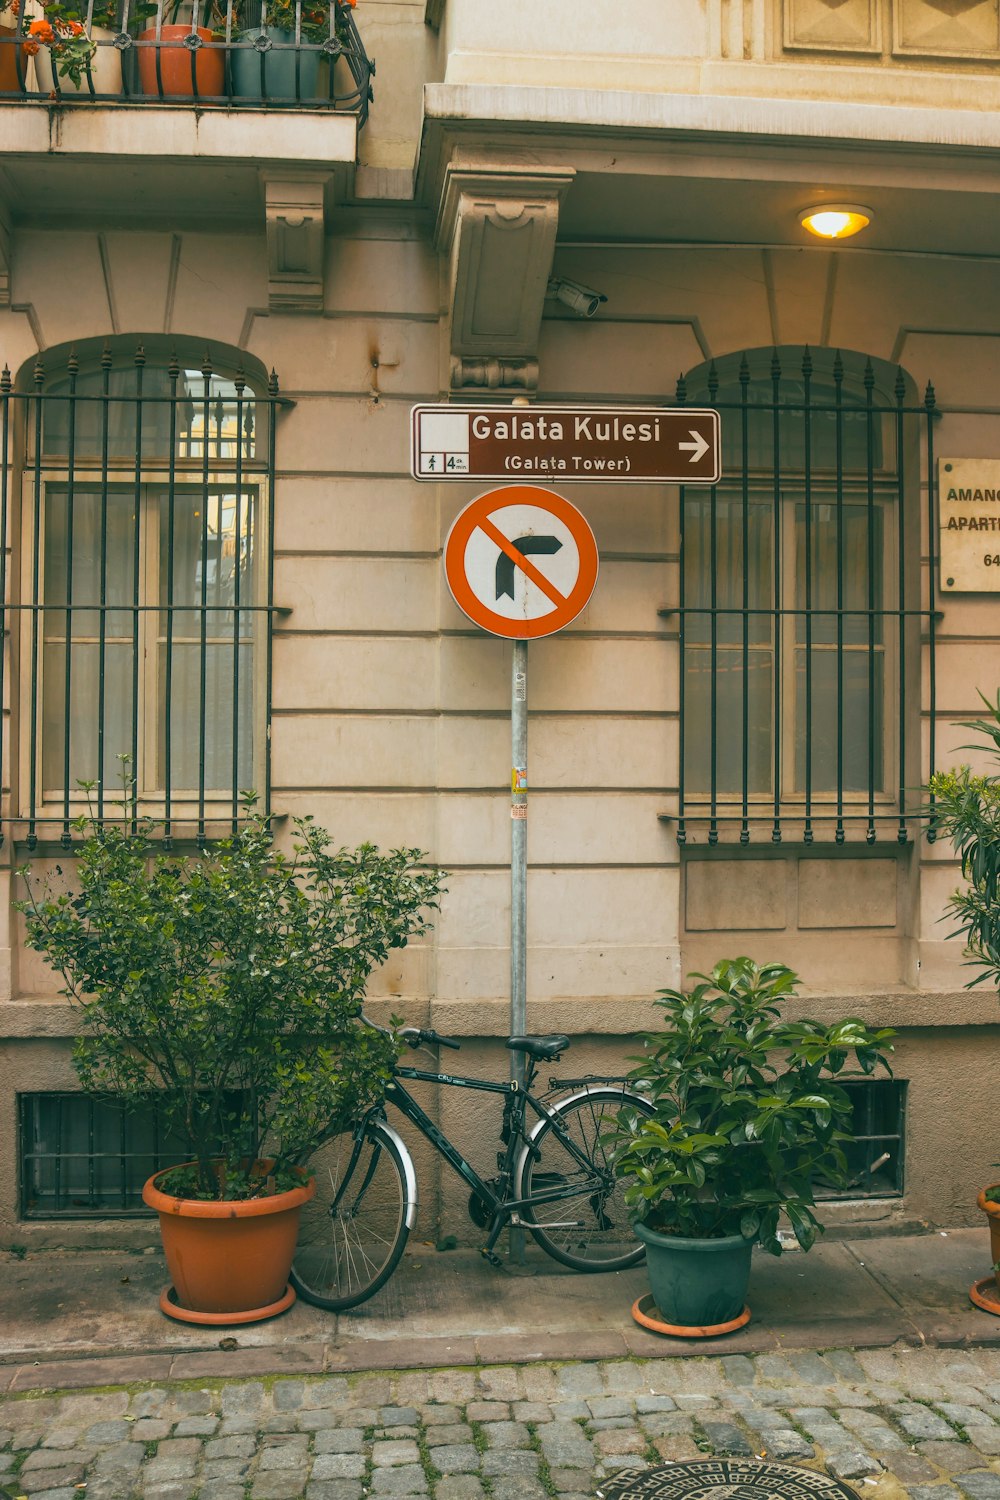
[609,957,895,1253]
[40,0,122,31]
[18,801,443,1201]
[927,690,1000,991]
[233,0,356,43]
[25,0,156,85]
[25,12,99,85]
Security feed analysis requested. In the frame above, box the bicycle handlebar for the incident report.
[358,1012,461,1051]
[399,1026,461,1051]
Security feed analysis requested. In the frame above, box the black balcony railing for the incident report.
[0,0,373,119]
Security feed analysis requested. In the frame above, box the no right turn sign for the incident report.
[444,485,599,640]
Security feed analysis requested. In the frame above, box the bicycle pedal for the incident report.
[479,1247,503,1268]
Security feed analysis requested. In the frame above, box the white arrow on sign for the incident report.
[679,430,710,463]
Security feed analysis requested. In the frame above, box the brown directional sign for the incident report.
[411,404,721,484]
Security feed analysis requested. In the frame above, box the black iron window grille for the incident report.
[814,1077,906,1200]
[1,339,281,848]
[674,347,937,846]
[19,1090,245,1216]
[0,0,372,119]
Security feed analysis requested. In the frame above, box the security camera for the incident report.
[546,277,608,319]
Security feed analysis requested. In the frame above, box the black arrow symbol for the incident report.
[496,535,563,600]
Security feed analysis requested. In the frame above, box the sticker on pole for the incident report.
[444,485,599,640]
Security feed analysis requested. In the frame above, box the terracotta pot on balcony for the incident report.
[32,26,123,96]
[137,24,224,97]
[0,23,29,92]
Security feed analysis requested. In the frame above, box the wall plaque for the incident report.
[939,457,1000,592]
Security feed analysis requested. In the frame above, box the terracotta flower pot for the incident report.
[0,23,29,92]
[137,25,224,98]
[978,1183,1000,1273]
[143,1165,315,1324]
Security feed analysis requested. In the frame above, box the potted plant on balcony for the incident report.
[0,0,30,93]
[926,691,1000,1314]
[229,0,355,102]
[609,957,894,1337]
[137,0,224,98]
[18,792,443,1325]
[27,0,131,95]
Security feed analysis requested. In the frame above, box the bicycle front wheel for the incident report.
[291,1119,412,1311]
[517,1088,654,1272]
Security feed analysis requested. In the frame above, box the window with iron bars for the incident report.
[1,338,280,847]
[675,347,936,845]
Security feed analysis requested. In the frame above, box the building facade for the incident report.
[1,0,998,1246]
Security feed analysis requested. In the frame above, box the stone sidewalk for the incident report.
[3,1227,1000,1385]
[6,1346,1000,1500]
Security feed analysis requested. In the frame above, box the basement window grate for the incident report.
[18,1091,242,1218]
[814,1077,906,1200]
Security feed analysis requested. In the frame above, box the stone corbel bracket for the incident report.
[262,171,332,313]
[436,165,575,392]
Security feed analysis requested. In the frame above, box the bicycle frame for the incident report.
[292,1040,650,1309]
[381,1063,620,1233]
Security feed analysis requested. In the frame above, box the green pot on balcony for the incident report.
[230,26,321,100]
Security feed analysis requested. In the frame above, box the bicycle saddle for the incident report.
[506,1034,570,1060]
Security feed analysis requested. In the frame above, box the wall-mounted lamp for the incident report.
[798,204,873,241]
[546,277,608,318]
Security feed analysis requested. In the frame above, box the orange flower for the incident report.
[67,20,84,33]
[28,18,55,41]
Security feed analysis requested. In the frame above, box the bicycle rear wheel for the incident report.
[517,1088,653,1272]
[291,1119,411,1311]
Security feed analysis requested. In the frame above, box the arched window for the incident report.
[8,337,278,843]
[677,347,924,844]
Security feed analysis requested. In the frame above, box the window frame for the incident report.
[682,478,900,810]
[676,347,922,844]
[20,467,268,822]
[5,340,278,845]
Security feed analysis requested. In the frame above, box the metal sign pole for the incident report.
[436,483,599,1267]
[510,638,528,1263]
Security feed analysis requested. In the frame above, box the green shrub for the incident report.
[18,807,443,1199]
[610,957,894,1252]
[928,690,1000,991]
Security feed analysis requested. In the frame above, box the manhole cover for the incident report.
[597,1459,859,1500]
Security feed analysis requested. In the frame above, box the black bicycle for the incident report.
[290,1026,654,1311]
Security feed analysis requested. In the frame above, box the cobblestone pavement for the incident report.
[5,1347,1000,1500]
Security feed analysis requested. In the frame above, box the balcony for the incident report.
[0,0,372,119]
[0,0,372,263]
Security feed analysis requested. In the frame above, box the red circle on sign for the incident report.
[444,485,599,640]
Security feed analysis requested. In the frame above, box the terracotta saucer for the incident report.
[159,1283,296,1325]
[970,1276,1000,1316]
[631,1291,751,1338]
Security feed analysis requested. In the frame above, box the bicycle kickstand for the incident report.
[479,1215,506,1268]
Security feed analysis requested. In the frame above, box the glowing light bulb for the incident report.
[798,204,872,240]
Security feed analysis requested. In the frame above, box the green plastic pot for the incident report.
[634,1220,753,1328]
[230,27,321,100]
